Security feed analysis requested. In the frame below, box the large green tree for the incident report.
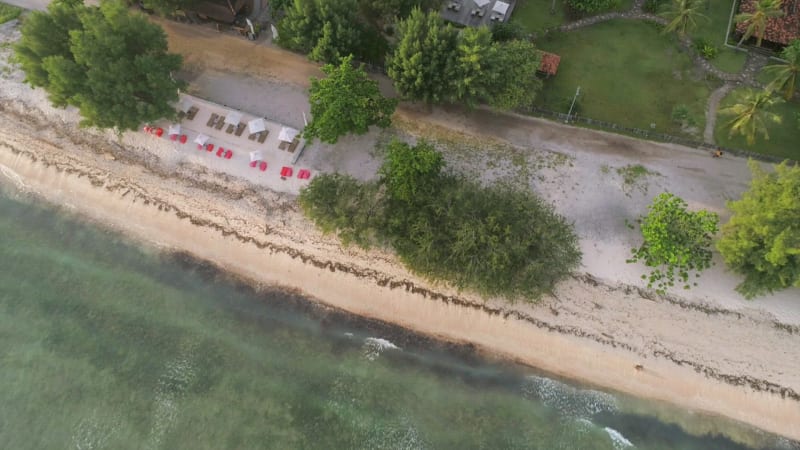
[138,0,199,15]
[719,89,783,145]
[488,39,543,110]
[379,139,443,203]
[735,0,784,47]
[387,8,458,103]
[628,192,719,294]
[15,0,184,131]
[660,0,708,37]
[763,39,800,100]
[304,55,397,144]
[277,0,387,64]
[717,161,800,299]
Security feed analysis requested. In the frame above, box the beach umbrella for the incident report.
[225,111,243,126]
[168,124,181,136]
[194,134,210,146]
[474,0,489,7]
[492,0,509,14]
[248,118,267,135]
[278,126,299,143]
[249,151,263,162]
[178,97,193,113]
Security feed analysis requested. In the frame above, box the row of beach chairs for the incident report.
[247,161,312,180]
[177,106,199,121]
[206,113,268,143]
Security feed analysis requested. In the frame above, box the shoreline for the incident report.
[2,104,800,443]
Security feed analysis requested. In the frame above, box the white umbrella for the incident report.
[474,0,490,7]
[178,97,193,113]
[248,118,267,134]
[492,0,509,14]
[194,134,210,146]
[278,126,299,142]
[224,111,243,125]
[249,151,263,162]
[168,124,181,136]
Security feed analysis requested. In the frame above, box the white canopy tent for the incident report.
[168,124,181,136]
[178,98,193,113]
[249,151,263,162]
[492,0,509,14]
[473,0,490,7]
[194,134,210,146]
[248,118,267,134]
[278,126,299,143]
[224,111,243,125]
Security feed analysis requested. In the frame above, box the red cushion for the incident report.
[206,144,214,152]
[216,148,225,157]
[259,161,267,171]
[179,135,188,144]
[225,150,233,159]
[280,167,293,177]
[155,128,164,137]
[250,161,257,168]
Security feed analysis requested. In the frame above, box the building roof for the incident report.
[735,0,800,46]
[538,51,561,76]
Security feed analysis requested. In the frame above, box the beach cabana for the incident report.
[474,0,490,7]
[278,126,299,143]
[225,111,243,126]
[168,124,181,136]
[249,150,263,162]
[248,118,267,135]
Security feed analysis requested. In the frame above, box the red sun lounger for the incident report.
[224,150,233,159]
[143,126,152,133]
[297,169,311,180]
[179,135,188,144]
[216,148,225,157]
[206,144,214,152]
[250,160,257,168]
[155,128,164,137]
[170,134,178,141]
[280,166,293,177]
[259,161,268,171]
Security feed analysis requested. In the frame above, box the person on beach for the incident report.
[712,149,723,158]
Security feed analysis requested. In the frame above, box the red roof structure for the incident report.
[735,0,800,46]
[538,51,561,76]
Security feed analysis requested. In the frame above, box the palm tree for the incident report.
[735,0,785,47]
[763,39,800,100]
[660,0,709,37]
[719,89,783,145]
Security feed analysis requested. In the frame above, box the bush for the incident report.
[642,0,666,13]
[693,38,718,59]
[566,0,621,14]
[299,141,582,300]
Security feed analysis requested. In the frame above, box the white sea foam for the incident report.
[604,427,634,449]
[71,411,119,450]
[0,163,27,191]
[522,375,618,417]
[362,337,401,361]
[145,342,197,450]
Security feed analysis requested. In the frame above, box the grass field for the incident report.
[534,20,718,137]
[715,88,800,160]
[687,0,747,73]
[0,3,22,24]
[512,0,634,33]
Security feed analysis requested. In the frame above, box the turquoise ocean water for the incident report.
[0,185,796,450]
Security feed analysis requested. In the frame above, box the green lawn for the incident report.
[535,20,718,137]
[709,47,747,73]
[511,0,634,33]
[0,3,22,24]
[690,0,736,45]
[511,0,569,32]
[715,88,800,160]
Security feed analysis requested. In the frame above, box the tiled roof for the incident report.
[539,51,561,75]
[735,0,800,46]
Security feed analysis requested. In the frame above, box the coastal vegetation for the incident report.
[0,2,22,24]
[304,55,397,144]
[628,192,719,293]
[13,0,184,131]
[717,161,800,298]
[299,140,581,300]
[389,10,543,109]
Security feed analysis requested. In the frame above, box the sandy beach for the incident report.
[1,17,799,444]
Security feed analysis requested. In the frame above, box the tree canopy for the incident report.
[388,10,542,109]
[763,39,800,100]
[277,0,388,64]
[628,192,719,293]
[717,161,800,299]
[300,140,581,300]
[304,55,398,144]
[14,0,184,131]
[719,89,783,145]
